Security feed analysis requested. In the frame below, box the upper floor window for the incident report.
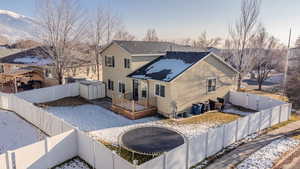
[105,56,115,67]
[155,84,165,97]
[207,78,216,92]
[108,79,114,91]
[124,58,130,69]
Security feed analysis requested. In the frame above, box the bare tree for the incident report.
[143,29,159,41]
[250,26,283,90]
[229,0,261,90]
[113,30,135,41]
[88,7,121,80]
[36,0,87,84]
[295,36,300,48]
[192,31,222,49]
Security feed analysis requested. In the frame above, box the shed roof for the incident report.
[128,51,211,82]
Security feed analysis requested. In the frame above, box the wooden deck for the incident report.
[111,93,157,120]
[111,104,157,120]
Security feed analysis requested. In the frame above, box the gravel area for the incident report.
[53,158,91,169]
[236,138,300,169]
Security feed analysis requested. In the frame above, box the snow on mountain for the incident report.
[0,10,36,41]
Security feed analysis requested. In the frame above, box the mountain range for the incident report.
[0,10,36,42]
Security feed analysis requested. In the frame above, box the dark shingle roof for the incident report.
[128,51,210,82]
[113,40,204,55]
[0,46,52,66]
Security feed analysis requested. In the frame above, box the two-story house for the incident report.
[101,40,238,118]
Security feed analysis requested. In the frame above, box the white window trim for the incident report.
[207,77,217,93]
[154,84,165,97]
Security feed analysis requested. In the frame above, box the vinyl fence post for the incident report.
[185,139,189,169]
[45,137,50,168]
[93,140,96,169]
[6,151,12,169]
[288,103,292,120]
[256,96,260,111]
[205,131,209,158]
[163,152,167,169]
[235,120,239,141]
[246,94,249,108]
[279,105,282,123]
[269,108,273,127]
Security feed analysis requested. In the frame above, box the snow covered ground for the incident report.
[0,110,46,154]
[47,104,160,132]
[237,137,300,169]
[53,158,91,169]
[47,104,223,144]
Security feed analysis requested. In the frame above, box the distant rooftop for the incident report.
[113,40,204,55]
[0,46,53,66]
[128,51,210,82]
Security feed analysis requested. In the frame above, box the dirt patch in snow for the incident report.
[35,96,89,108]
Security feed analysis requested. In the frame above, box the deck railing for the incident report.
[112,93,157,112]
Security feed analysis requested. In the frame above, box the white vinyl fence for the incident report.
[15,83,80,103]
[0,89,292,169]
[0,130,78,169]
[134,91,292,169]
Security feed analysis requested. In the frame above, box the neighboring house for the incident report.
[0,46,53,75]
[0,46,57,90]
[101,40,239,117]
[289,47,300,70]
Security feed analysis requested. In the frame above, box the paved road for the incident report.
[204,121,300,169]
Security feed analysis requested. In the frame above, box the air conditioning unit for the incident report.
[79,80,105,100]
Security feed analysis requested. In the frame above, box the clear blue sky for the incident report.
[1,0,300,46]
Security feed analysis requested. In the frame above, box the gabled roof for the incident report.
[128,51,211,82]
[0,46,53,66]
[102,40,204,55]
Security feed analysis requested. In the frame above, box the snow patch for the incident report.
[14,56,53,66]
[0,110,45,154]
[132,59,192,81]
[237,138,300,169]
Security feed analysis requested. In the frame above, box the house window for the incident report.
[108,79,114,91]
[207,78,216,92]
[118,82,125,94]
[124,58,130,68]
[155,84,165,97]
[105,56,115,67]
[142,89,147,98]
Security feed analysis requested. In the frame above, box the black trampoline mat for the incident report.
[121,127,184,154]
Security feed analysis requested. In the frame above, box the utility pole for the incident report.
[284,28,292,95]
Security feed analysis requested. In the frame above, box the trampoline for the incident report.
[120,126,185,155]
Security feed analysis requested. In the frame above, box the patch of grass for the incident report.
[35,96,89,107]
[99,140,159,165]
[168,111,240,125]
